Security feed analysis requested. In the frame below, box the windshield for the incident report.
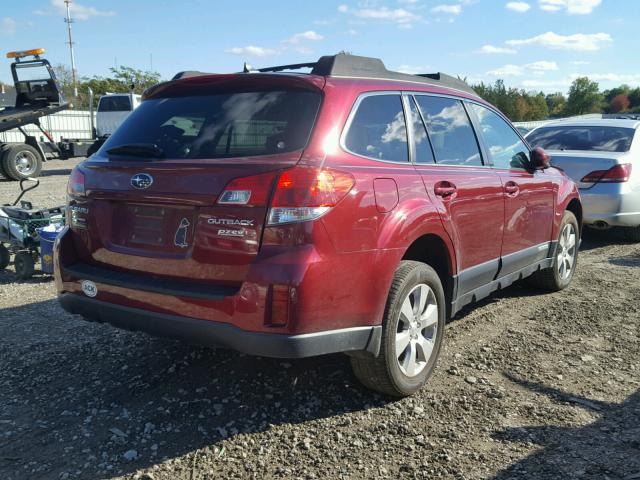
[14,63,51,82]
[98,90,322,159]
[526,125,635,153]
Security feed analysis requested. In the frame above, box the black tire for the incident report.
[1,144,43,180]
[14,251,35,279]
[0,244,9,270]
[527,211,579,291]
[350,260,446,397]
[623,226,640,242]
[0,145,10,180]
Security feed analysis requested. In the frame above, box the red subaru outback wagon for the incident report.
[56,54,582,396]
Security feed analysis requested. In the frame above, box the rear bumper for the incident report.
[59,293,381,358]
[580,185,640,228]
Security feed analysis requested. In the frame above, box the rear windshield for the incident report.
[98,91,322,159]
[526,126,635,153]
[98,96,132,112]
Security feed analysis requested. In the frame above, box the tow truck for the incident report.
[0,48,89,180]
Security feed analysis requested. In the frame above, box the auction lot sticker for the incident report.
[81,280,98,297]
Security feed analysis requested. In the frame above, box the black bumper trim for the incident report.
[59,293,381,359]
[62,262,239,301]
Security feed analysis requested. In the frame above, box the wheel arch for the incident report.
[401,233,456,318]
[566,197,583,236]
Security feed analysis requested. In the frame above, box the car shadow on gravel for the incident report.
[0,299,388,479]
[40,168,73,177]
[492,374,640,479]
[580,228,635,251]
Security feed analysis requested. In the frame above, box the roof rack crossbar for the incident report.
[243,62,317,73]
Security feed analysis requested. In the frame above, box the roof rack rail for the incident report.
[172,71,213,80]
[242,54,477,96]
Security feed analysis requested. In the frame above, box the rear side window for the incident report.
[344,94,408,162]
[98,96,133,112]
[408,96,435,164]
[526,126,635,153]
[98,91,322,159]
[468,103,530,169]
[415,96,482,166]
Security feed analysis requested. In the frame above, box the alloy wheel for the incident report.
[395,283,438,377]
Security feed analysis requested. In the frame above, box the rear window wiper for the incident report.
[106,143,165,159]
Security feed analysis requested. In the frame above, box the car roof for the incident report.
[167,54,480,100]
[537,118,640,129]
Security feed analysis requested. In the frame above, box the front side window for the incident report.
[415,96,482,166]
[344,94,408,162]
[469,103,530,169]
[525,126,635,153]
[98,90,321,159]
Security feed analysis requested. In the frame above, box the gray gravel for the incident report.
[1,159,639,480]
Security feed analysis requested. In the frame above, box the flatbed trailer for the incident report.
[0,48,90,181]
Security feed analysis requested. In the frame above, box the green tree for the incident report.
[565,77,603,116]
[527,93,549,120]
[545,93,567,117]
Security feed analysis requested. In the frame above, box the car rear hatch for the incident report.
[68,73,324,285]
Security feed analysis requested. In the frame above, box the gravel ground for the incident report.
[1,159,639,480]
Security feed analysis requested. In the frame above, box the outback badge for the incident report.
[174,218,190,248]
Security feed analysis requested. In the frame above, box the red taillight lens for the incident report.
[581,163,632,183]
[217,172,277,206]
[67,168,85,196]
[268,167,355,225]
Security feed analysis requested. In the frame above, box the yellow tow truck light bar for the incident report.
[6,48,46,59]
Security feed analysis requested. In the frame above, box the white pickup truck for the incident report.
[96,93,141,137]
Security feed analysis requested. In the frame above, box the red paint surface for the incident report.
[56,73,580,336]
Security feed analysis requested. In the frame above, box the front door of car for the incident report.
[408,94,505,297]
[466,102,555,276]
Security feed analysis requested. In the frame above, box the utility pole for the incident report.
[64,0,78,98]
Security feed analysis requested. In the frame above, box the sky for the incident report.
[1,0,638,94]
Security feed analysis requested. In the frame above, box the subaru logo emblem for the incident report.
[131,173,153,189]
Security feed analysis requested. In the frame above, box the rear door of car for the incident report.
[467,102,554,276]
[70,79,323,285]
[409,94,505,296]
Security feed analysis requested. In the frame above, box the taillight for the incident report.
[581,164,632,183]
[67,168,85,196]
[267,167,355,225]
[217,172,277,206]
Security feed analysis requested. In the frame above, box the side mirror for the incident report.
[530,147,550,170]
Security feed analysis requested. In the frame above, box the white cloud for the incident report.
[338,6,422,26]
[571,60,591,65]
[521,78,572,89]
[226,46,280,58]
[487,64,525,77]
[487,60,559,76]
[1,17,17,35]
[506,2,531,12]
[478,44,517,54]
[526,60,559,72]
[431,4,463,15]
[538,0,602,14]
[396,65,430,74]
[506,31,612,51]
[286,31,324,44]
[50,0,115,20]
[569,72,640,84]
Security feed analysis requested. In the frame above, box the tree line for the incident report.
[471,77,640,122]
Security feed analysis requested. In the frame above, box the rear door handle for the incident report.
[434,182,457,198]
[505,181,519,196]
